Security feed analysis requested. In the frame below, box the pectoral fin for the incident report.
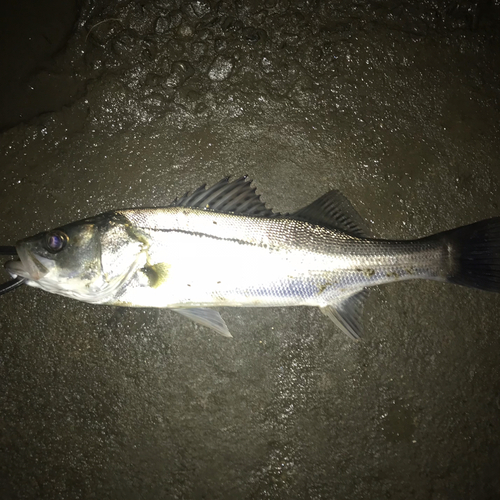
[320,289,369,340]
[173,308,233,338]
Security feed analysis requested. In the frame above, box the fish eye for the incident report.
[44,230,68,253]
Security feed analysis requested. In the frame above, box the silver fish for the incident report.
[5,177,500,339]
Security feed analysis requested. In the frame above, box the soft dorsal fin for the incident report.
[320,289,369,340]
[170,176,275,217]
[291,190,371,237]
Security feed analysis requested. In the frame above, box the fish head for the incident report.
[5,213,145,302]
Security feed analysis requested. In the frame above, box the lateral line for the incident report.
[135,227,261,248]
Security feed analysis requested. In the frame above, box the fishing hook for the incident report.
[0,246,26,296]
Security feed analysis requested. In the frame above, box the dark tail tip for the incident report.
[444,217,500,292]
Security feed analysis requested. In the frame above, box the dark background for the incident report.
[0,1,499,498]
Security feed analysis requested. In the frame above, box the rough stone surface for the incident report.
[0,0,499,499]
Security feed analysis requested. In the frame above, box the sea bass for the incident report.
[5,177,500,339]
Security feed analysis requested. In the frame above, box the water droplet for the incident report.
[155,16,169,34]
[165,61,195,88]
[208,57,233,81]
[187,0,211,17]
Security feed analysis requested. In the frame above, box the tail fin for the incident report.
[442,217,500,292]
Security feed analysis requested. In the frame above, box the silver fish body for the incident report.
[5,177,500,339]
[112,207,444,308]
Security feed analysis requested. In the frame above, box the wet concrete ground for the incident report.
[1,1,500,498]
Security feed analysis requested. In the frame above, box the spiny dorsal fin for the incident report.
[170,176,275,217]
[320,289,369,340]
[291,190,371,237]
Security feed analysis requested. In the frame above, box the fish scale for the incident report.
[116,207,441,306]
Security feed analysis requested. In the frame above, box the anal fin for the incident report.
[173,308,233,338]
[320,289,369,340]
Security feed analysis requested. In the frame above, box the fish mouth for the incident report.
[4,247,52,281]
